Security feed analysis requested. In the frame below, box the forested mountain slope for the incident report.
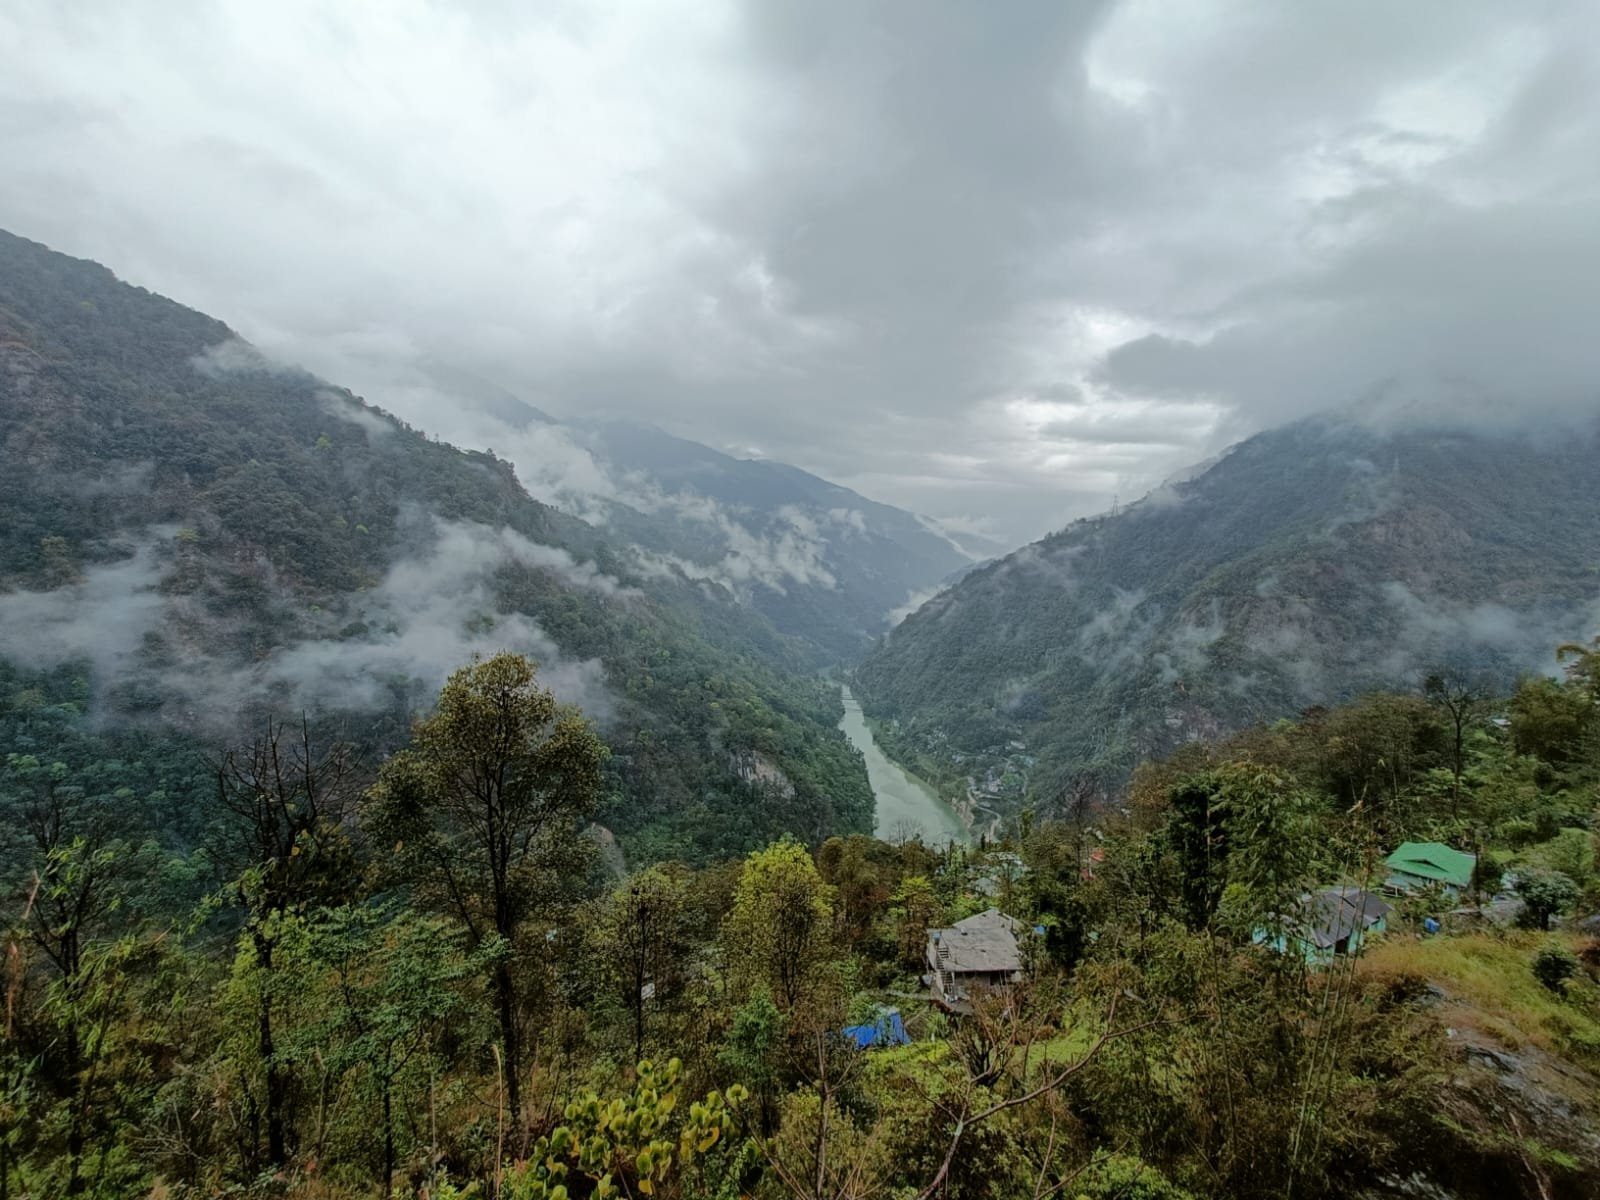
[855,417,1600,804]
[564,420,982,658]
[0,228,871,861]
[408,391,990,660]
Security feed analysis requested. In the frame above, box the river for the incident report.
[837,684,970,845]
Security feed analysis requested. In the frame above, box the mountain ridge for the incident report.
[561,418,983,658]
[855,415,1600,808]
[0,227,873,861]
[301,359,990,662]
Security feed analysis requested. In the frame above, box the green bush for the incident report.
[1533,943,1580,993]
[1514,869,1581,931]
[1074,1151,1196,1200]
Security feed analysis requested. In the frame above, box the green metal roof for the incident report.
[1385,841,1475,889]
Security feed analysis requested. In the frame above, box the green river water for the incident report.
[837,684,970,845]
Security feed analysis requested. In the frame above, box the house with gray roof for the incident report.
[1258,886,1392,967]
[926,908,1025,1012]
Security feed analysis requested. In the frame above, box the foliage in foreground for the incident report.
[1,641,1598,1198]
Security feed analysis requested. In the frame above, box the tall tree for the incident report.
[722,839,835,1012]
[1314,694,1445,818]
[282,905,481,1196]
[815,836,891,948]
[1423,670,1492,817]
[1509,677,1595,769]
[0,755,136,1194]
[1164,762,1318,937]
[1052,770,1102,876]
[888,874,943,971]
[214,720,362,1170]
[597,867,689,1064]
[364,653,606,1124]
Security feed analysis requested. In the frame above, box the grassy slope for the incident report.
[1361,931,1600,1063]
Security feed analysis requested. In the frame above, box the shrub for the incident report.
[1073,1151,1196,1200]
[1532,943,1579,993]
[1514,869,1580,931]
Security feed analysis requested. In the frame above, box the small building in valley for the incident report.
[972,851,1027,899]
[1260,886,1392,966]
[1384,842,1476,897]
[927,908,1025,1012]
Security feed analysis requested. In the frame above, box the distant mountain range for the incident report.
[855,416,1600,804]
[0,227,909,861]
[563,420,990,658]
[392,376,994,660]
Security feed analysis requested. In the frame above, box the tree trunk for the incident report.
[383,1080,394,1198]
[256,934,287,1167]
[633,949,647,1066]
[495,960,522,1124]
[1452,717,1464,820]
[64,1019,84,1195]
[260,995,286,1165]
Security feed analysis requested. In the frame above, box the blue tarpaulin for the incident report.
[842,1009,910,1049]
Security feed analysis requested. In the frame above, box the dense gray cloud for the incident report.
[2,0,1596,544]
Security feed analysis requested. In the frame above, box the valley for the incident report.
[857,417,1600,815]
[10,7,1600,1198]
[0,228,899,864]
[835,683,968,845]
[3,221,1600,1200]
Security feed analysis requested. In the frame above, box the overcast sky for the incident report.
[4,1,1598,545]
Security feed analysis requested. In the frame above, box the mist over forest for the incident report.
[2,4,1599,1199]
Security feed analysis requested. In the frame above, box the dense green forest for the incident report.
[0,229,873,862]
[3,636,1598,1198]
[856,417,1600,810]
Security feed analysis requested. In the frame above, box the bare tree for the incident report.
[599,867,688,1064]
[1422,670,1492,818]
[1053,772,1102,876]
[887,817,925,849]
[761,1011,876,1200]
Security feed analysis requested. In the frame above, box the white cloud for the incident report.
[238,519,619,719]
[317,389,396,441]
[0,534,172,682]
[889,585,943,627]
[4,1,1598,544]
[0,518,621,729]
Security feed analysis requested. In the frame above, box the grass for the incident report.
[1032,1025,1102,1067]
[1359,930,1600,1064]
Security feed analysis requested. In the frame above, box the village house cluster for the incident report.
[837,838,1497,1050]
